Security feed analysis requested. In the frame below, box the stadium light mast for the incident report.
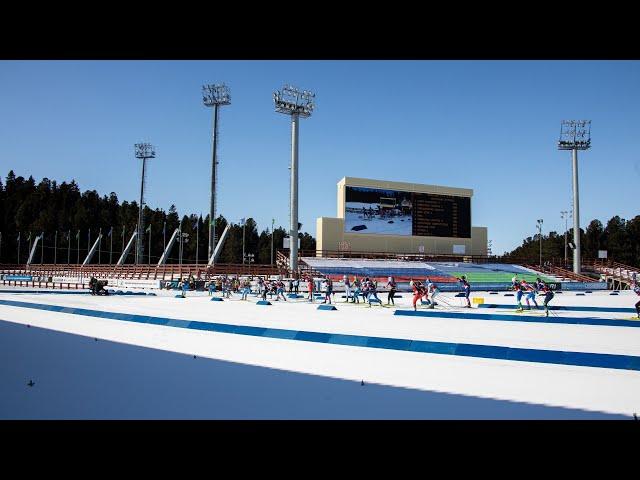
[558,120,591,274]
[273,84,315,274]
[135,143,155,265]
[203,83,231,266]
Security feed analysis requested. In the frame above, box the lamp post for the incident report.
[147,225,151,265]
[273,84,315,274]
[109,227,113,264]
[246,253,254,274]
[178,228,182,268]
[17,232,21,264]
[54,231,57,264]
[67,230,71,264]
[179,232,189,267]
[271,218,275,265]
[134,142,156,264]
[241,218,246,265]
[558,120,591,274]
[196,217,199,267]
[203,83,231,265]
[537,219,543,268]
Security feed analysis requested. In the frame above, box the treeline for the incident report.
[503,215,640,267]
[0,171,316,265]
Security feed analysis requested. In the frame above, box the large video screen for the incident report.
[344,186,471,238]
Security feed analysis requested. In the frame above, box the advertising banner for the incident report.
[4,275,33,281]
[560,281,608,291]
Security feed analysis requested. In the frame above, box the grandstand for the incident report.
[300,257,560,287]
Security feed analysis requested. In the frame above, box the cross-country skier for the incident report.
[275,281,287,301]
[307,276,314,302]
[540,280,555,317]
[458,275,471,308]
[412,279,426,311]
[523,279,539,310]
[366,279,381,307]
[344,275,352,303]
[386,276,397,305]
[361,277,371,303]
[425,278,440,309]
[322,278,333,304]
[352,277,361,304]
[515,280,525,312]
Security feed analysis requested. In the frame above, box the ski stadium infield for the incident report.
[1,286,638,419]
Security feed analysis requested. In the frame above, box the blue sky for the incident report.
[1,60,639,254]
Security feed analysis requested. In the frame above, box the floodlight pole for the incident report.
[136,157,146,264]
[134,143,155,265]
[242,219,246,265]
[571,148,581,273]
[274,85,315,274]
[290,113,300,273]
[210,103,219,262]
[558,120,590,274]
[203,83,231,266]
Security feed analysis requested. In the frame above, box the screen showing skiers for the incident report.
[344,186,471,238]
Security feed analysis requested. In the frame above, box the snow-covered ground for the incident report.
[1,286,638,419]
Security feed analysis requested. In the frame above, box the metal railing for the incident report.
[2,263,285,283]
[583,258,639,289]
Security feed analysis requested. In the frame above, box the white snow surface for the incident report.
[1,287,639,418]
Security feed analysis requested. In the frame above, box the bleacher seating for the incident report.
[300,258,442,278]
[300,258,556,285]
